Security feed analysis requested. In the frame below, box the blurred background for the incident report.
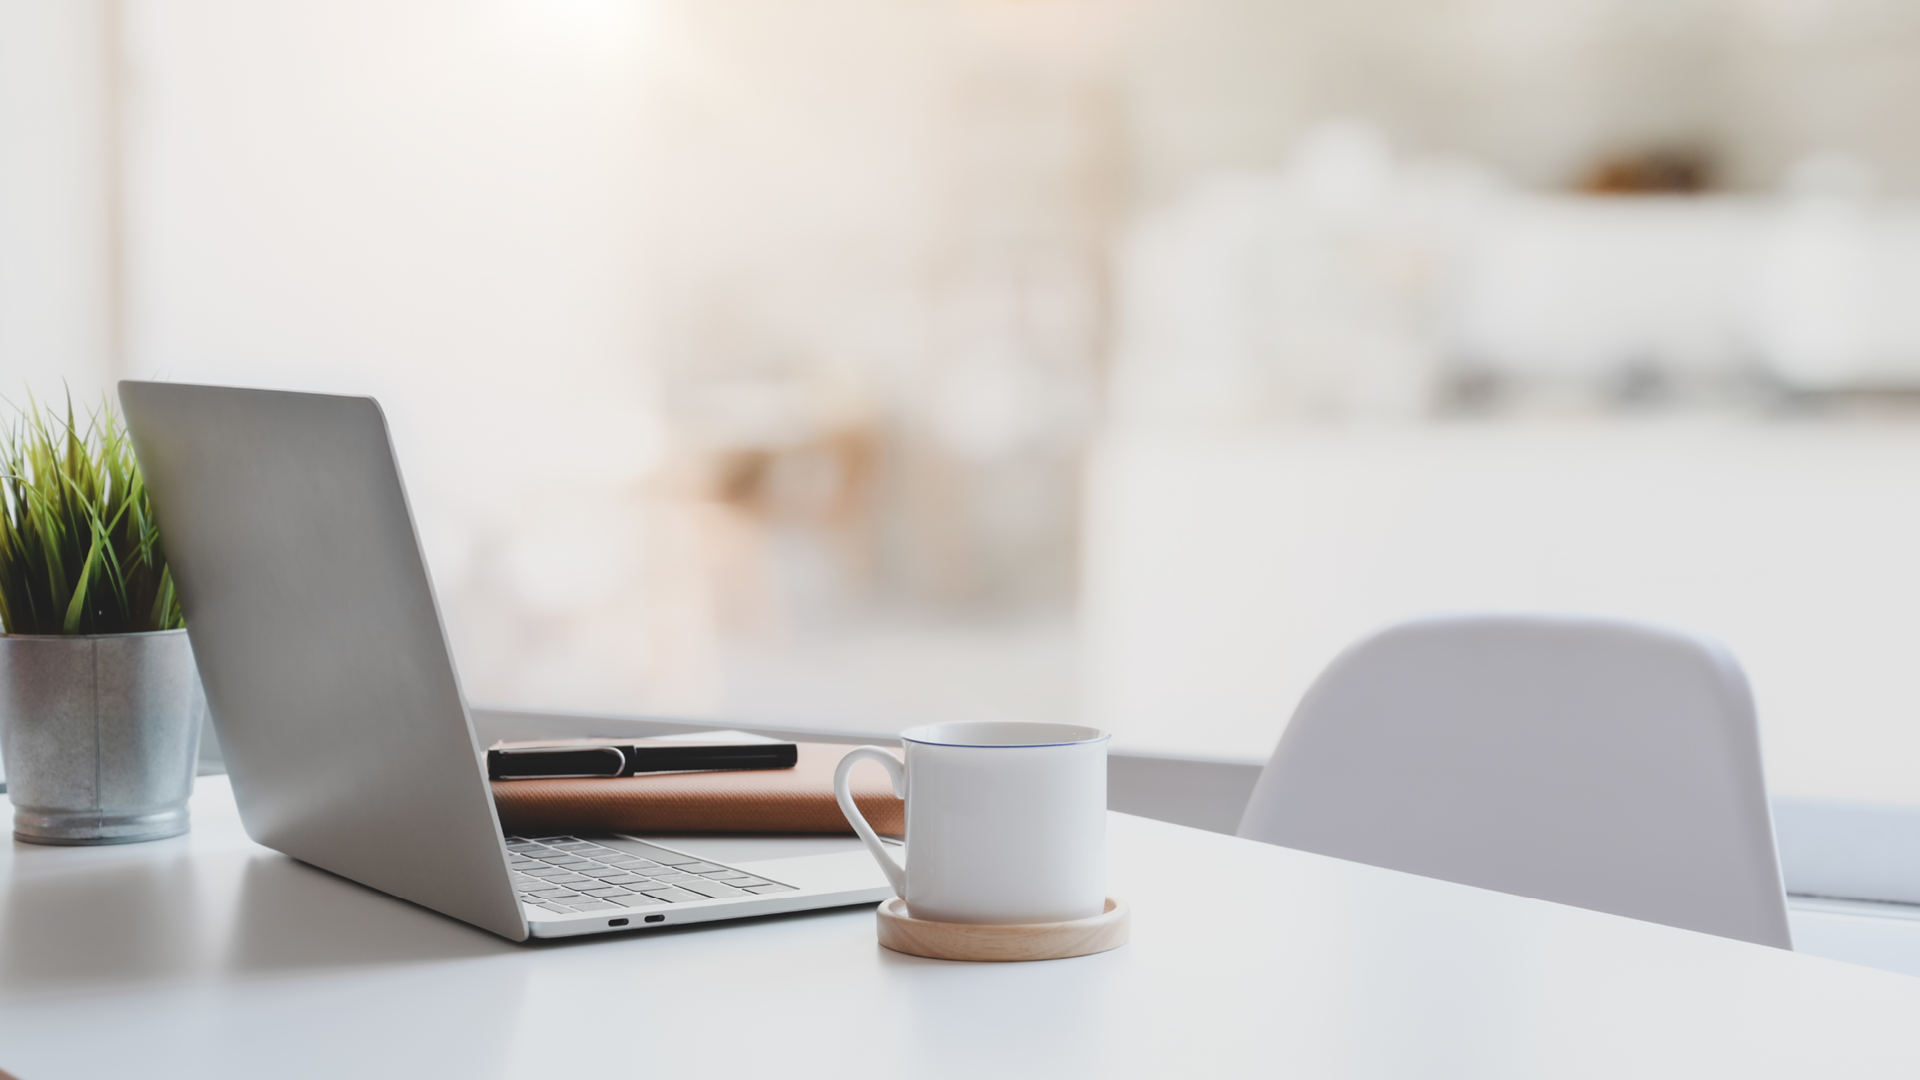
[7,0,1920,806]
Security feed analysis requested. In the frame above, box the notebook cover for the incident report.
[490,742,904,835]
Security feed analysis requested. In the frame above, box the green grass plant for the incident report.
[0,395,183,635]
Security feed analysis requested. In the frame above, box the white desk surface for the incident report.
[2,777,1916,1079]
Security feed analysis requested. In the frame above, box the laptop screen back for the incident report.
[120,381,526,940]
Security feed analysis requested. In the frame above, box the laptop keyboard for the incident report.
[507,836,797,915]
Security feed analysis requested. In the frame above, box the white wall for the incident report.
[3,0,1122,711]
[118,0,670,711]
[0,0,117,403]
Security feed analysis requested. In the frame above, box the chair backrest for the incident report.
[1237,614,1792,948]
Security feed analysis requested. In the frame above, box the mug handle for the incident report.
[833,747,908,898]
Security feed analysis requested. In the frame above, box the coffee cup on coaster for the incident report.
[832,722,1109,926]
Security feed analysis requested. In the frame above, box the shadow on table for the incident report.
[224,853,520,972]
[0,852,212,996]
[0,848,515,996]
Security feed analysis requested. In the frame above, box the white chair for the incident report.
[1237,614,1792,948]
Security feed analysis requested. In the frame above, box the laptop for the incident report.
[119,381,893,941]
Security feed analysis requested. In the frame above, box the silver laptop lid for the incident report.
[120,381,526,941]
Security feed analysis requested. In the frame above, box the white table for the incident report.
[2,777,1916,1079]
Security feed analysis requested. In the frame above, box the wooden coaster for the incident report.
[875,897,1130,962]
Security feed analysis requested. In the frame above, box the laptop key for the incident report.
[726,877,774,888]
[545,874,594,886]
[641,887,707,903]
[743,884,797,894]
[643,872,695,883]
[529,902,575,913]
[602,874,653,886]
[612,894,668,908]
[674,862,726,874]
[570,900,622,912]
[675,880,745,899]
[575,868,625,879]
[576,886,629,897]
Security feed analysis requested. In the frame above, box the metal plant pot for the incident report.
[0,629,205,844]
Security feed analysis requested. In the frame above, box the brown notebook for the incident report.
[490,742,904,836]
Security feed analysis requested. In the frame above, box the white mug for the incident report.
[833,721,1109,925]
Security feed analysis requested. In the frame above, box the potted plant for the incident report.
[0,397,203,844]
